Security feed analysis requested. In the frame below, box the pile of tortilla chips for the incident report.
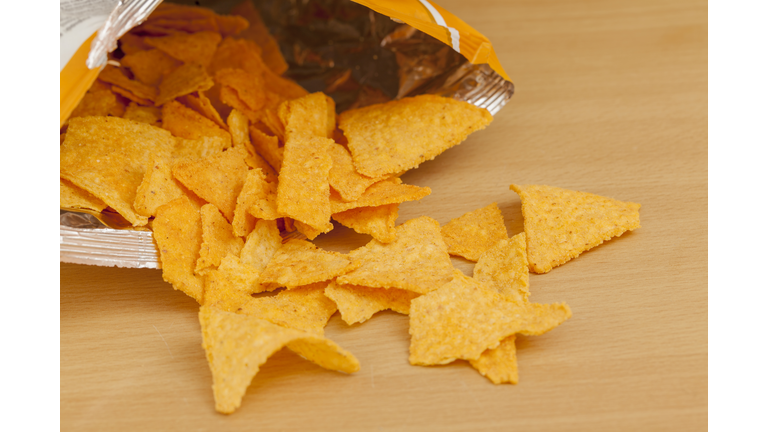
[60,2,641,415]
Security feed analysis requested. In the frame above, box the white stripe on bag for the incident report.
[417,0,461,54]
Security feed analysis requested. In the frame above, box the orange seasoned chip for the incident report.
[293,220,325,241]
[332,204,398,243]
[110,85,153,106]
[173,147,249,221]
[123,102,161,125]
[325,280,418,325]
[138,17,219,35]
[172,136,229,159]
[337,216,453,294]
[216,15,249,38]
[510,184,641,273]
[238,284,338,333]
[60,117,175,226]
[330,178,430,214]
[178,91,228,130]
[408,271,572,365]
[120,48,182,86]
[327,143,387,202]
[227,110,277,178]
[232,169,269,237]
[199,306,359,414]
[97,65,157,103]
[242,170,280,221]
[441,203,508,261]
[203,255,262,310]
[144,31,222,66]
[216,68,268,112]
[156,63,215,106]
[161,100,231,147]
[231,0,288,74]
[208,37,262,75]
[240,219,282,275]
[277,135,334,232]
[469,336,518,385]
[473,233,530,302]
[259,239,358,288]
[279,92,334,139]
[133,156,186,217]
[68,88,125,120]
[60,178,107,212]
[261,108,285,142]
[196,204,245,275]
[339,95,493,177]
[154,196,205,302]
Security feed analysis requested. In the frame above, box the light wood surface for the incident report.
[60,0,707,430]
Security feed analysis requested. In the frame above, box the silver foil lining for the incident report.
[61,0,515,269]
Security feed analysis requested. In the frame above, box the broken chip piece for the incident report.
[473,233,530,303]
[510,184,641,273]
[332,203,399,243]
[324,280,418,325]
[258,239,358,289]
[195,204,245,275]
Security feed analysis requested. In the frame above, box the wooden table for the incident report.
[61,0,708,430]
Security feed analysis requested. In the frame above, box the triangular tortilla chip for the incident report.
[120,48,182,86]
[330,178,430,214]
[324,280,418,325]
[510,184,641,273]
[161,100,231,147]
[243,170,280,221]
[60,178,107,212]
[156,63,215,106]
[173,147,249,221]
[249,125,283,172]
[240,284,337,333]
[68,88,125,120]
[339,95,493,177]
[328,143,387,202]
[199,306,359,414]
[468,335,518,385]
[473,233,530,302]
[259,239,358,289]
[279,92,333,139]
[337,216,453,294]
[332,204,398,243]
[97,65,158,103]
[441,203,508,261]
[294,220,325,241]
[240,219,282,274]
[232,169,269,237]
[144,31,222,66]
[153,196,204,302]
[196,204,245,275]
[408,271,571,365]
[277,135,334,232]
[204,255,262,309]
[123,102,161,125]
[172,136,230,160]
[133,156,186,217]
[60,117,175,226]
[178,91,228,129]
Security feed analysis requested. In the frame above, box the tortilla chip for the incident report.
[123,102,161,125]
[173,148,249,222]
[231,0,288,74]
[339,95,493,177]
[204,255,262,310]
[196,204,245,275]
[138,17,219,36]
[408,271,572,365]
[133,156,186,217]
[441,203,508,261]
[328,143,387,202]
[60,178,107,212]
[473,233,530,302]
[232,169,266,237]
[325,280,418,325]
[243,170,280,221]
[279,92,333,139]
[469,336,518,385]
[144,31,222,66]
[238,284,338,333]
[172,136,230,160]
[111,85,154,106]
[156,63,215,106]
[161,100,230,146]
[178,91,228,129]
[97,65,157,103]
[216,15,249,37]
[249,124,283,172]
[240,219,282,274]
[332,204,398,243]
[120,48,182,86]
[208,37,262,76]
[199,305,359,414]
[216,68,268,112]
[261,108,286,142]
[227,109,277,179]
[330,178,430,214]
[60,117,175,226]
[68,88,125,120]
[154,196,204,302]
[277,136,334,232]
[337,216,453,294]
[259,239,358,289]
[510,184,641,273]
[119,33,152,55]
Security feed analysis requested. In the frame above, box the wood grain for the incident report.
[61,0,707,430]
